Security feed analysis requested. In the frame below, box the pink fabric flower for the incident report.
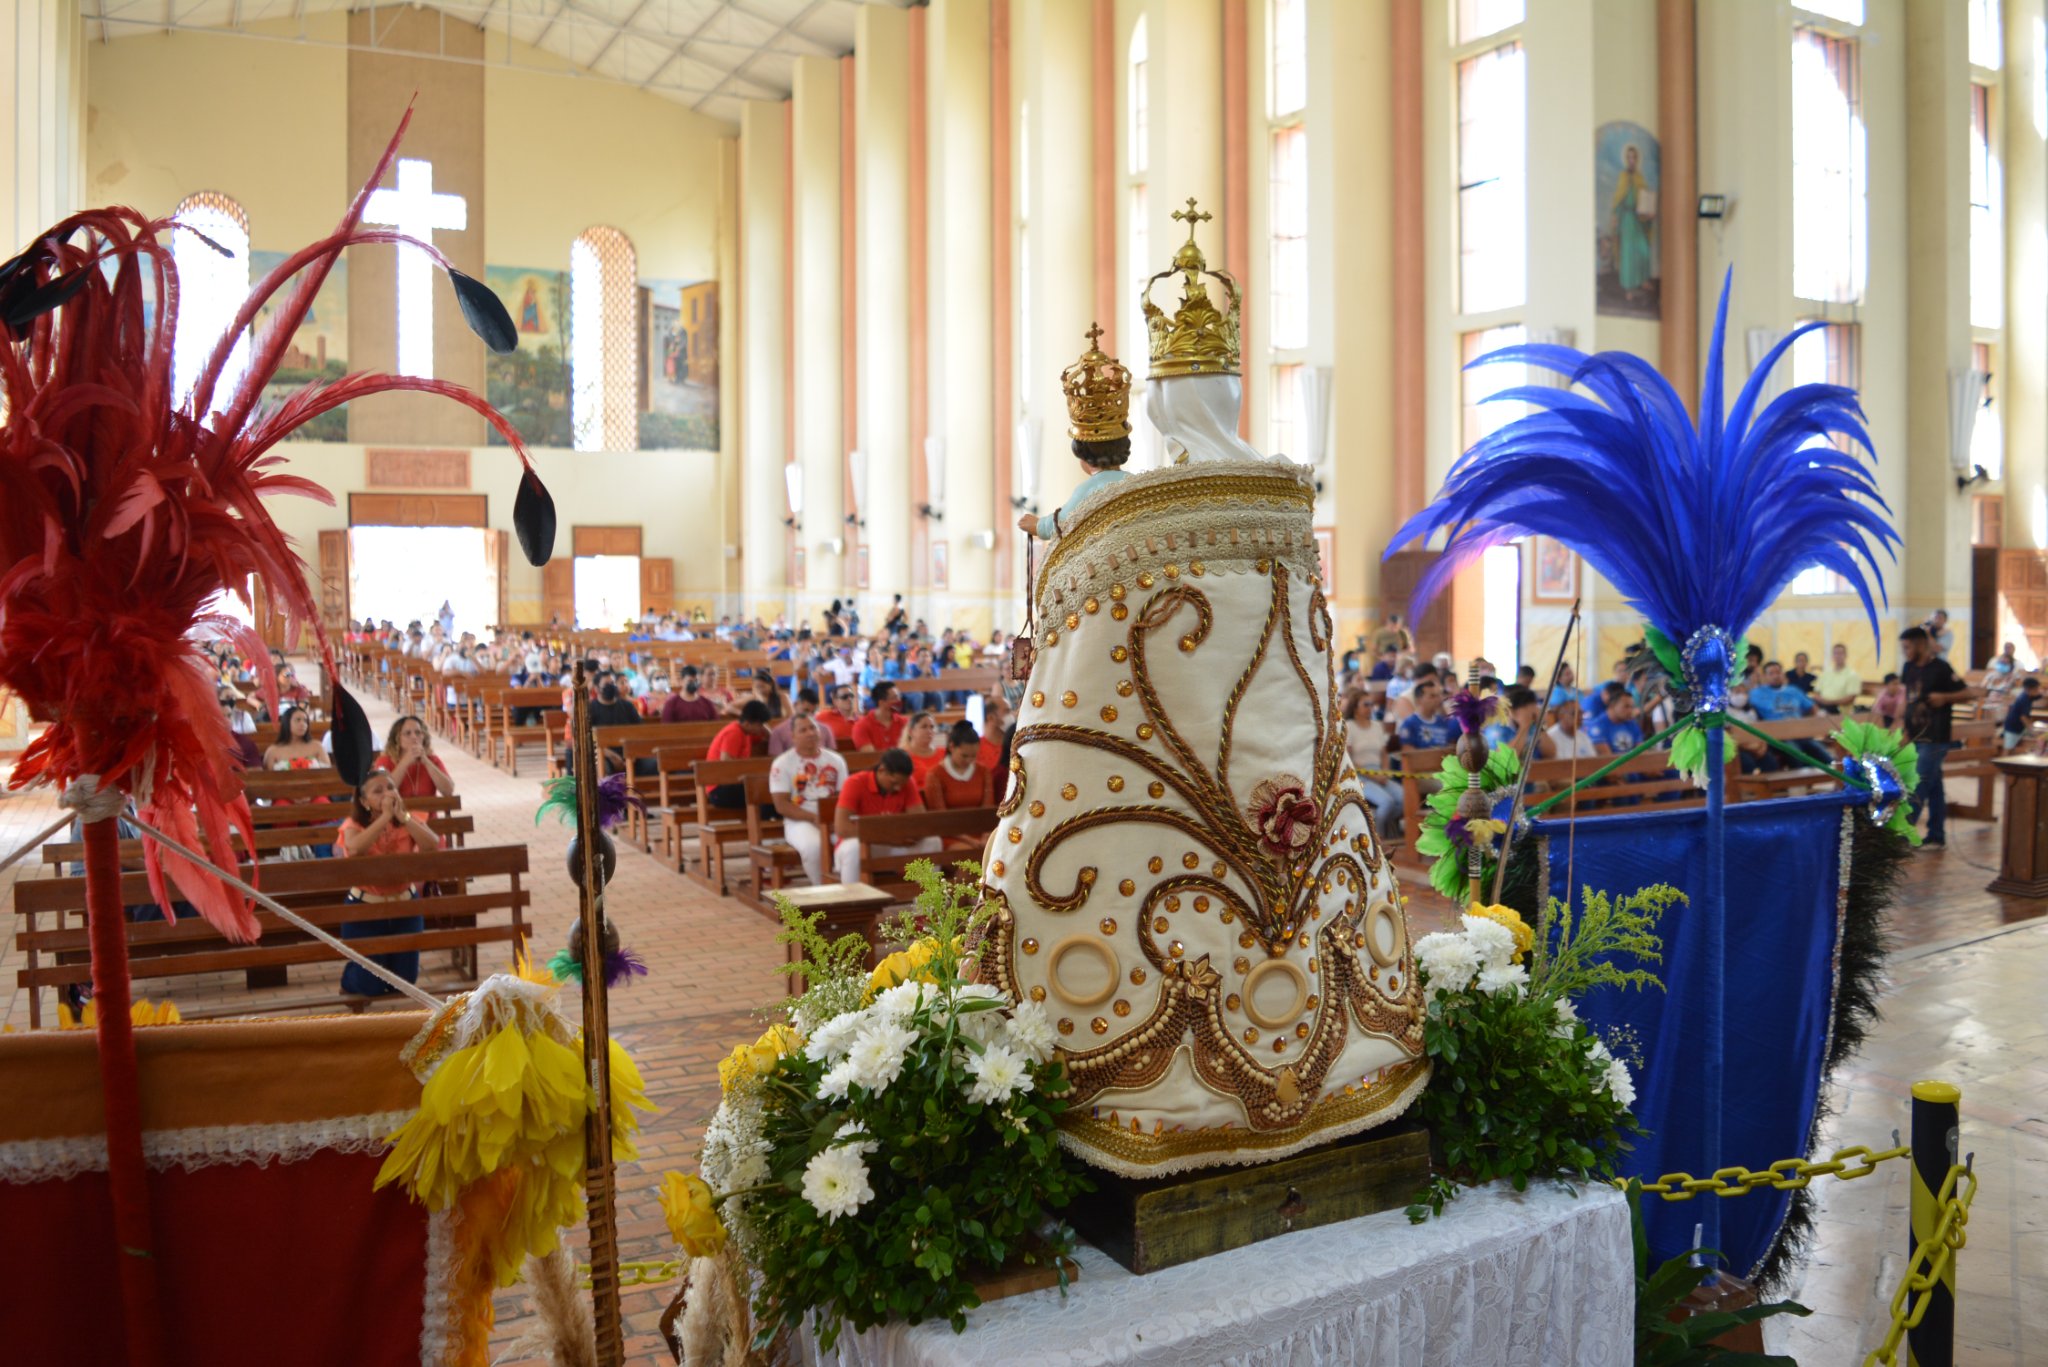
[1248,777,1320,860]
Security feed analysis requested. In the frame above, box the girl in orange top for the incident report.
[902,711,945,786]
[923,721,994,810]
[334,770,442,996]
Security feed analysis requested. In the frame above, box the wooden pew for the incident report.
[1946,718,2001,820]
[848,807,1000,902]
[248,792,463,830]
[248,718,331,751]
[493,686,567,775]
[683,756,778,893]
[12,843,530,1026]
[1729,716,1846,801]
[39,813,476,867]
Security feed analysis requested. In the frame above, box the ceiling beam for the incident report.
[637,0,728,90]
[691,0,825,111]
[584,0,656,68]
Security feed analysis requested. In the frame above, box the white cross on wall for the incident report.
[363,158,468,380]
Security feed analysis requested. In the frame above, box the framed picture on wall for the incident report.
[1531,536,1576,603]
[1313,527,1337,595]
[931,540,950,591]
[791,544,806,591]
[856,545,871,591]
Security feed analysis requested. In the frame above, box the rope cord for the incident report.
[1524,716,1694,816]
[1522,710,1872,818]
[123,812,444,1010]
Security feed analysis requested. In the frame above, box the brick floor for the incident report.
[2,687,2041,1364]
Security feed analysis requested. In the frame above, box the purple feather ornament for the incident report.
[1448,689,1499,736]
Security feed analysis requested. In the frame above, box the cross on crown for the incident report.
[1173,197,1213,244]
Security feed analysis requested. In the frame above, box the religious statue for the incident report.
[973,201,1429,1177]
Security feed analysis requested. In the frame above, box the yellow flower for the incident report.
[867,937,942,997]
[658,1171,728,1259]
[716,1022,799,1095]
[56,998,183,1030]
[1467,902,1534,961]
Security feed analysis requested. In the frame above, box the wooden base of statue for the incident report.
[1070,1119,1430,1275]
[968,1236,1083,1303]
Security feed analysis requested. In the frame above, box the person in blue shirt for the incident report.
[1395,675,1460,755]
[1749,660,1830,764]
[1582,682,1644,755]
[1368,644,1398,681]
[1018,326,1134,542]
[2002,675,2041,751]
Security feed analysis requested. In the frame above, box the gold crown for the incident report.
[1142,197,1241,379]
[1061,322,1133,442]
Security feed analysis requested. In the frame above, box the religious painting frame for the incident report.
[931,540,950,591]
[1313,526,1337,596]
[791,543,806,591]
[1531,535,1577,603]
[856,544,871,591]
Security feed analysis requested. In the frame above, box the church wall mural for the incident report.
[250,250,350,441]
[484,263,572,449]
[1595,120,1661,320]
[639,277,720,451]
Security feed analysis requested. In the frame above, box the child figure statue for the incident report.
[973,203,1428,1176]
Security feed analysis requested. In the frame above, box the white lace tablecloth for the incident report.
[797,1181,1632,1367]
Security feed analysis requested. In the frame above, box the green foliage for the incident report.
[875,858,991,977]
[1416,747,1521,905]
[1833,718,1923,845]
[1410,971,1638,1203]
[772,900,873,1027]
[1533,883,1676,1002]
[1629,1182,1810,1364]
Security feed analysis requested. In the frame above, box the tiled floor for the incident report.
[2,692,2042,1365]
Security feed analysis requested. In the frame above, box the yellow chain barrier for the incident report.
[1632,1142,1911,1199]
[579,1257,686,1289]
[1865,1161,1977,1367]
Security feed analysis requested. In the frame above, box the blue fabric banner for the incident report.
[1530,791,1858,1277]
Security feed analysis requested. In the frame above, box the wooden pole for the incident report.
[572,663,625,1366]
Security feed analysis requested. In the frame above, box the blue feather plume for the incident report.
[1385,272,1899,650]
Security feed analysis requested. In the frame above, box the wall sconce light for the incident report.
[1696,194,1730,221]
[969,529,997,550]
[819,537,845,557]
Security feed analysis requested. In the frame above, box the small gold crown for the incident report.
[1142,197,1241,379]
[1061,322,1133,442]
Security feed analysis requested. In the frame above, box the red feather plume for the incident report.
[0,107,549,941]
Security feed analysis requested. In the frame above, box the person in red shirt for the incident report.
[818,684,861,746]
[832,749,940,884]
[852,680,908,751]
[704,700,773,810]
[661,665,721,723]
[902,711,945,786]
[372,715,454,799]
[923,721,994,811]
[976,694,1011,772]
[334,770,442,997]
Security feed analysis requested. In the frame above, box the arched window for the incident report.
[171,191,251,416]
[1126,16,1157,466]
[571,225,638,452]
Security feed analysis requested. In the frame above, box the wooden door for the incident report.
[641,557,675,615]
[1972,547,1999,670]
[485,529,509,630]
[571,525,644,557]
[542,559,575,629]
[317,529,350,632]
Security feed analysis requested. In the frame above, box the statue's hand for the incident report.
[1017,512,1040,537]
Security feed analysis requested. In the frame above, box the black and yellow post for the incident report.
[1907,1079,1960,1367]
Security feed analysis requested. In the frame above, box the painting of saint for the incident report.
[1596,121,1661,320]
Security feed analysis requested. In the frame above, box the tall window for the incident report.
[1456,41,1527,315]
[1789,321,1861,595]
[570,225,637,452]
[1791,26,1866,305]
[1970,83,2002,331]
[1969,0,2003,70]
[1267,0,1310,460]
[1460,324,1529,453]
[1456,0,1523,44]
[170,191,251,416]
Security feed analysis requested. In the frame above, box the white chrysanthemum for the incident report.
[834,1119,879,1155]
[1603,1055,1637,1109]
[1414,932,1480,990]
[948,986,1010,1045]
[874,980,938,1022]
[965,1044,1033,1106]
[1460,914,1519,970]
[817,1057,859,1102]
[803,1009,866,1064]
[846,1018,919,1094]
[1587,1037,1614,1066]
[1003,1000,1058,1061]
[801,1144,875,1223]
[1550,996,1579,1039]
[1476,961,1529,995]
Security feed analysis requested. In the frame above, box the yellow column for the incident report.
[0,0,85,251]
[792,57,847,618]
[740,100,792,614]
[856,6,914,616]
[2005,0,2047,552]
[1015,0,1101,536]
[927,0,997,638]
[1904,0,1974,646]
[717,136,743,611]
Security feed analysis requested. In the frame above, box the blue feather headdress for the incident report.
[1386,271,1898,712]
